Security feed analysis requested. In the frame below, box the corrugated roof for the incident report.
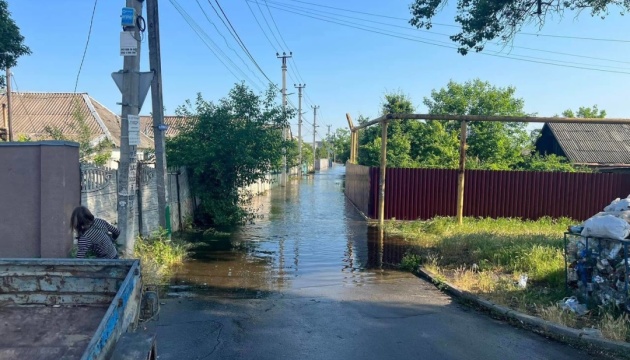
[139,115,192,138]
[0,92,152,149]
[547,122,630,164]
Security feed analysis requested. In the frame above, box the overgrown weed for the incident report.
[134,228,192,284]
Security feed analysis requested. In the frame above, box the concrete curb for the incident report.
[417,267,630,357]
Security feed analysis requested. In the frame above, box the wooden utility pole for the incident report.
[5,68,12,141]
[117,0,143,256]
[346,113,356,164]
[456,121,468,225]
[294,83,305,175]
[147,0,169,231]
[277,52,292,186]
[378,121,388,226]
[312,105,319,170]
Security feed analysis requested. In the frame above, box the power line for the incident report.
[262,0,291,50]
[170,0,264,90]
[195,0,266,87]
[269,1,630,68]
[264,0,630,66]
[253,1,630,75]
[245,0,280,51]
[254,0,286,50]
[74,0,99,93]
[274,0,630,43]
[212,0,277,86]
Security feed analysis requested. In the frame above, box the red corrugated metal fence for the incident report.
[345,165,630,221]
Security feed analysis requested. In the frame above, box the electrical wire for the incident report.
[212,0,278,86]
[74,0,99,93]
[170,0,264,91]
[263,0,630,66]
[263,0,291,51]
[245,0,280,51]
[195,0,267,88]
[274,0,630,43]
[250,1,630,75]
[253,0,286,51]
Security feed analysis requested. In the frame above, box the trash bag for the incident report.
[604,196,630,212]
[581,215,630,240]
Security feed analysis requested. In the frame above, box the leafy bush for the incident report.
[134,228,191,284]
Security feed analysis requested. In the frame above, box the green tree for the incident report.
[424,79,529,169]
[409,0,628,54]
[43,101,113,165]
[0,0,31,87]
[329,128,350,163]
[562,105,606,119]
[358,92,421,168]
[166,84,292,227]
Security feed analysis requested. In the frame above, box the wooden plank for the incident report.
[0,276,121,293]
[0,293,115,306]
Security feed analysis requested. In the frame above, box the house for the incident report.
[535,122,630,171]
[0,92,153,167]
[139,115,189,138]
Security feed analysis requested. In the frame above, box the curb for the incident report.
[416,266,630,357]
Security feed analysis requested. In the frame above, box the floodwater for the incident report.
[171,165,410,297]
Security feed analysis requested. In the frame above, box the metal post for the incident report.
[378,120,388,226]
[5,67,12,141]
[117,0,143,256]
[456,121,468,225]
[147,0,169,230]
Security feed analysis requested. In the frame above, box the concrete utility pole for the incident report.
[147,0,169,231]
[311,105,319,170]
[117,0,143,256]
[5,67,12,141]
[326,124,332,159]
[294,83,305,176]
[277,52,292,186]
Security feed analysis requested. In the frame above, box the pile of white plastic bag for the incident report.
[580,195,630,240]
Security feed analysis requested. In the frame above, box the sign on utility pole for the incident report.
[115,0,145,256]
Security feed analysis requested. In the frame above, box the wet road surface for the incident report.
[149,166,598,360]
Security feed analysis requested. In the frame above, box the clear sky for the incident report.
[6,0,630,140]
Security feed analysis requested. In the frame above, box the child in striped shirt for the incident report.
[71,206,120,259]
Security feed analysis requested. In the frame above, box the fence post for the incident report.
[379,120,388,226]
[457,121,468,225]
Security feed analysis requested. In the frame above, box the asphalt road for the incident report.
[145,166,602,360]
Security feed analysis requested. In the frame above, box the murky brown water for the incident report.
[170,166,410,297]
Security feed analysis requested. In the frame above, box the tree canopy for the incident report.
[0,0,31,71]
[409,0,629,54]
[167,84,292,226]
[355,79,588,172]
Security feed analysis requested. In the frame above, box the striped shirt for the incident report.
[76,218,120,259]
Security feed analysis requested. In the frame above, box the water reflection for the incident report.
[171,166,412,297]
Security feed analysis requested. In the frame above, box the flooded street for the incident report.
[151,166,598,360]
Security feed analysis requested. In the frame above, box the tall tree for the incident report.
[409,0,628,54]
[0,0,31,86]
[562,105,606,119]
[423,79,529,169]
[167,84,292,227]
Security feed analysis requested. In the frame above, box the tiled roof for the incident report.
[546,123,630,165]
[0,92,153,149]
[139,115,192,138]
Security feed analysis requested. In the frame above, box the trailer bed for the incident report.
[0,306,108,360]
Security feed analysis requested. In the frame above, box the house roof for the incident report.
[543,122,630,165]
[139,115,191,138]
[0,92,153,149]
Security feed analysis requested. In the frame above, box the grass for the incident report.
[134,228,192,284]
[388,216,630,343]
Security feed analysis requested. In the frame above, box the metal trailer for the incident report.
[0,259,156,360]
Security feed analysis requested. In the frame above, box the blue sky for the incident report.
[7,0,630,140]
